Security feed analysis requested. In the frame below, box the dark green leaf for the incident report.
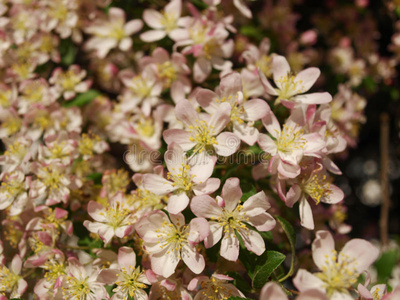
[252,250,286,289]
[63,89,101,107]
[86,172,103,185]
[375,249,400,282]
[60,39,76,66]
[241,184,257,202]
[276,216,296,281]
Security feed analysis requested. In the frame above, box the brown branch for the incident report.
[380,113,390,247]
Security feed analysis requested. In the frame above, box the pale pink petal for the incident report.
[10,254,22,274]
[220,231,240,261]
[260,282,288,300]
[293,269,325,293]
[261,111,281,138]
[219,72,242,98]
[285,184,302,207]
[119,38,132,51]
[331,292,353,300]
[339,239,379,274]
[247,212,276,232]
[193,178,220,195]
[163,129,196,150]
[258,133,277,155]
[194,88,219,114]
[167,192,190,214]
[165,0,182,16]
[143,9,163,28]
[165,143,186,176]
[294,92,332,105]
[98,226,115,244]
[239,228,265,255]
[143,174,175,195]
[188,217,209,244]
[215,132,240,156]
[273,56,291,89]
[259,71,278,96]
[124,19,143,35]
[190,195,222,218]
[150,245,180,277]
[118,246,136,269]
[87,201,108,222]
[312,230,335,271]
[194,57,212,83]
[299,197,314,230]
[16,278,28,297]
[233,122,259,145]
[295,68,320,92]
[221,177,242,212]
[204,222,223,248]
[321,185,344,204]
[242,191,270,216]
[98,269,119,285]
[181,244,205,274]
[174,100,199,127]
[233,0,252,18]
[140,30,167,42]
[208,102,232,134]
[242,99,270,121]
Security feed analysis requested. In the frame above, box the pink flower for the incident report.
[49,65,92,100]
[293,230,379,299]
[84,8,143,58]
[195,72,270,145]
[279,163,344,230]
[260,55,332,109]
[383,285,400,300]
[135,211,209,278]
[190,177,276,261]
[258,110,325,179]
[0,255,27,299]
[358,281,386,300]
[98,247,149,300]
[143,143,220,214]
[140,0,185,42]
[83,193,136,245]
[163,100,240,159]
[188,274,245,299]
[62,258,109,300]
[0,169,30,216]
[241,38,273,78]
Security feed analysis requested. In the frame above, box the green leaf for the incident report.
[86,172,103,185]
[275,216,296,282]
[240,25,263,41]
[60,39,76,66]
[63,89,101,107]
[252,250,286,289]
[241,184,257,202]
[227,272,252,293]
[375,249,400,282]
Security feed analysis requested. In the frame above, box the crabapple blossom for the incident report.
[241,38,273,78]
[258,109,325,178]
[140,0,185,42]
[190,177,276,261]
[98,247,150,300]
[49,65,91,100]
[0,169,30,215]
[163,100,240,160]
[0,254,27,299]
[278,163,344,230]
[61,257,109,300]
[195,72,270,145]
[135,211,209,278]
[188,274,245,300]
[143,142,220,214]
[84,8,143,58]
[260,55,332,109]
[293,230,379,299]
[83,193,136,245]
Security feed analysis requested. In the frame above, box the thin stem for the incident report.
[380,113,390,247]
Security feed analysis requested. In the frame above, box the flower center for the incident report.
[0,174,24,198]
[115,266,147,298]
[316,250,359,298]
[275,73,305,100]
[64,275,91,299]
[188,120,218,154]
[158,61,177,87]
[276,124,306,153]
[160,12,177,33]
[167,163,195,192]
[303,174,332,204]
[200,277,233,300]
[100,201,131,230]
[0,266,20,295]
[155,221,188,256]
[44,261,66,284]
